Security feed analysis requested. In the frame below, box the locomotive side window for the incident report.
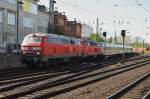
[75,40,81,45]
[90,42,93,46]
[55,38,61,44]
[70,40,75,44]
[60,38,69,44]
[47,36,54,43]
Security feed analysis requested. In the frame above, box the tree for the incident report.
[87,33,104,42]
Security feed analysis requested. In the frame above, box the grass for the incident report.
[145,50,150,55]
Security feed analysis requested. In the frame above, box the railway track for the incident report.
[0,55,147,83]
[0,55,149,99]
[0,55,147,81]
[107,73,150,99]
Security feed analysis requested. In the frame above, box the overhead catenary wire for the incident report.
[56,2,96,26]
[133,0,150,16]
[57,0,114,21]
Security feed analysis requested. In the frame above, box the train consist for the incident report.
[21,33,134,67]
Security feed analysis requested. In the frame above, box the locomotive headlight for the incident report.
[37,51,40,55]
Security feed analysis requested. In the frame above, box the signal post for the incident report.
[121,30,126,64]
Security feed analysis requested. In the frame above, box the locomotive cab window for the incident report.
[23,35,41,44]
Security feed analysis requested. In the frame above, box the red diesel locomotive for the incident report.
[21,33,102,66]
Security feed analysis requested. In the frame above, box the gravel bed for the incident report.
[120,76,150,99]
[49,64,150,99]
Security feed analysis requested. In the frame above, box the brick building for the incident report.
[65,21,82,38]
[54,11,82,39]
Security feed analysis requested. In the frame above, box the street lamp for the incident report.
[16,0,23,53]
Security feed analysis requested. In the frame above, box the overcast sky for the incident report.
[39,0,150,43]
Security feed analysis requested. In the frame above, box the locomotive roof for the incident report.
[25,33,132,48]
[25,33,81,45]
[26,33,80,41]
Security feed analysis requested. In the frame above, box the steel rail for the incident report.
[107,73,150,99]
[142,91,150,99]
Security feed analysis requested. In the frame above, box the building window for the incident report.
[7,0,16,4]
[23,17,33,28]
[0,11,3,23]
[38,25,46,33]
[23,1,37,15]
[8,13,15,25]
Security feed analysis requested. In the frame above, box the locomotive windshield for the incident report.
[22,35,41,44]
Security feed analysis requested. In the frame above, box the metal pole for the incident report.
[123,36,125,63]
[115,30,117,43]
[16,0,19,53]
[113,20,117,44]
[52,0,55,34]
[103,32,107,60]
[105,36,106,56]
[48,0,55,34]
[48,0,51,33]
[121,30,126,64]
[143,39,145,54]
[96,18,99,41]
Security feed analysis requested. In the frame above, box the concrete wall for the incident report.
[0,53,25,69]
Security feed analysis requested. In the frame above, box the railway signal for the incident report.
[121,30,126,63]
[103,32,107,58]
[143,40,145,54]
[103,32,107,37]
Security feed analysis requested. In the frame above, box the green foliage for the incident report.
[131,42,150,51]
[88,33,96,41]
[145,50,150,54]
[131,43,145,48]
[87,33,104,42]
